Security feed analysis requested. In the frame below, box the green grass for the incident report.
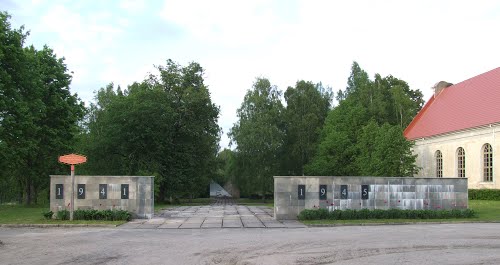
[301,200,500,225]
[7,200,495,226]
[0,204,126,225]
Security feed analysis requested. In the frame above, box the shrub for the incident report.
[56,210,69,220]
[53,209,132,221]
[42,211,54,220]
[298,208,476,221]
[469,189,500,201]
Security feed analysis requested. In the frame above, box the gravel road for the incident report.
[1,223,500,264]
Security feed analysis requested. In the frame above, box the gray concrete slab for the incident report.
[144,218,166,225]
[158,218,185,229]
[242,221,265,228]
[262,221,286,228]
[201,222,222,228]
[126,204,304,229]
[179,222,202,229]
[222,218,243,228]
[136,224,161,229]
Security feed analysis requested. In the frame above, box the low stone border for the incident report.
[306,220,500,227]
[0,224,118,228]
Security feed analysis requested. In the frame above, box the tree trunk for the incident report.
[26,179,32,205]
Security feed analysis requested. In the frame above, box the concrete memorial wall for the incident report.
[274,176,468,220]
[50,175,154,218]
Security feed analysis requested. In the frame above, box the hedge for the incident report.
[45,209,132,221]
[298,208,476,221]
[469,189,500,201]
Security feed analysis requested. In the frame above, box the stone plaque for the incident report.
[121,184,129,199]
[319,185,327,200]
[362,185,369,200]
[77,184,85,199]
[99,184,107,199]
[298,185,305,200]
[55,184,63,199]
[340,185,348,199]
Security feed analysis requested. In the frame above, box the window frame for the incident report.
[483,144,493,182]
[457,147,466,178]
[435,150,443,178]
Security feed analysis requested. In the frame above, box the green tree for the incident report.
[307,62,422,177]
[229,78,285,198]
[80,60,220,202]
[283,81,331,175]
[0,12,85,204]
[357,121,417,176]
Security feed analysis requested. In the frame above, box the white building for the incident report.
[404,67,500,189]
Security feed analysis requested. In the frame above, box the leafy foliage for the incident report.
[298,208,476,220]
[49,209,131,221]
[469,189,500,201]
[282,81,332,175]
[78,60,220,202]
[72,209,131,221]
[229,78,285,197]
[305,62,422,177]
[0,12,85,204]
[42,210,54,220]
[56,210,70,220]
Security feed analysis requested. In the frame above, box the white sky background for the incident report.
[4,0,500,149]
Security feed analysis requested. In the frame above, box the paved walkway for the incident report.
[119,203,306,229]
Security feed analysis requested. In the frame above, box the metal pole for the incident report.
[70,165,75,221]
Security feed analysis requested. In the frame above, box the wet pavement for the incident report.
[119,200,306,229]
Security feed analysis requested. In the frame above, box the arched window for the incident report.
[457,147,465,178]
[483,144,493,182]
[435,150,443,178]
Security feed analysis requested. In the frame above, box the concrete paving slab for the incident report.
[185,217,205,223]
[262,221,286,228]
[158,219,185,229]
[241,220,265,228]
[136,224,161,229]
[204,217,222,223]
[201,222,222,228]
[179,223,202,229]
[128,219,147,224]
[222,219,243,228]
[139,203,305,229]
[145,218,166,225]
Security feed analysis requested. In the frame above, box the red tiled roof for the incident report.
[404,67,500,140]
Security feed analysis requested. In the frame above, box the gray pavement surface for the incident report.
[120,203,305,229]
[1,223,500,264]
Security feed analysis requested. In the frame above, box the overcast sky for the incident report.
[4,0,500,149]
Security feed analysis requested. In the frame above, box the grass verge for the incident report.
[0,204,126,225]
[301,200,500,225]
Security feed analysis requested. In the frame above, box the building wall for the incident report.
[50,175,154,218]
[274,176,468,220]
[412,123,499,189]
